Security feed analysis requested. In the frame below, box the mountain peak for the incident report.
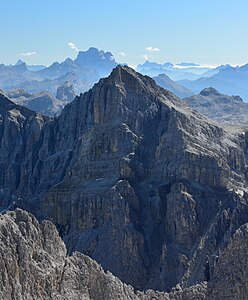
[13,61,27,72]
[75,47,116,65]
[107,65,160,93]
[74,47,117,76]
[200,87,220,96]
[15,59,25,65]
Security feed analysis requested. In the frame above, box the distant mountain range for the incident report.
[1,48,248,116]
[138,61,248,102]
[137,61,227,81]
[16,59,46,71]
[179,64,248,101]
[0,47,118,97]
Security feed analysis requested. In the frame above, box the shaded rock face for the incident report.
[199,87,221,97]
[0,93,48,208]
[183,87,248,125]
[17,92,63,116]
[1,67,248,291]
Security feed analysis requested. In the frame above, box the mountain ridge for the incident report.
[0,66,248,293]
[180,64,248,101]
[153,73,194,98]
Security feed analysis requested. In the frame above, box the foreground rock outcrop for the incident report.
[0,209,208,300]
[1,209,248,299]
[1,67,248,292]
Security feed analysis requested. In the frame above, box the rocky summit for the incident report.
[1,66,248,298]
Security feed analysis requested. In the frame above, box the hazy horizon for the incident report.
[6,48,241,70]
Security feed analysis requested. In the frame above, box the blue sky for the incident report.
[1,0,248,67]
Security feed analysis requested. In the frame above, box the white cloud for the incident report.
[68,42,79,52]
[21,51,37,57]
[142,54,148,61]
[119,52,126,57]
[145,47,160,52]
[174,64,218,70]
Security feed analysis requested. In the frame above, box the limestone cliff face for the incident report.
[1,67,248,291]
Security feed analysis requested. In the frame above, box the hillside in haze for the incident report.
[153,73,194,98]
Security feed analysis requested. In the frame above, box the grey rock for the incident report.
[1,67,248,293]
[0,208,143,300]
[5,86,74,116]
[0,208,208,300]
[6,88,31,98]
[206,223,248,299]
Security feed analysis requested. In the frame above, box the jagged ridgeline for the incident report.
[0,66,248,299]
